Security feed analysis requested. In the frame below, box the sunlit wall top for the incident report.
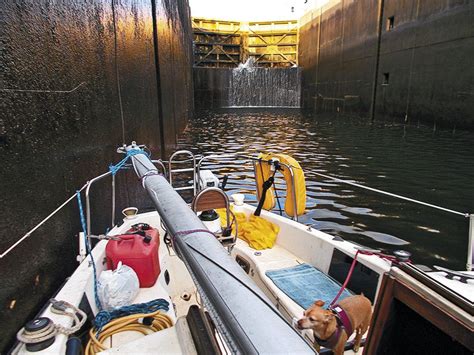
[189,0,303,22]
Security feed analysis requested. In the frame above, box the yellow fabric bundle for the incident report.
[216,208,280,250]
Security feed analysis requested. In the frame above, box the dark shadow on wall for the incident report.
[0,0,193,351]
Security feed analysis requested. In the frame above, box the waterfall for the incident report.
[228,58,301,108]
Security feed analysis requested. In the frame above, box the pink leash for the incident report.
[329,249,405,307]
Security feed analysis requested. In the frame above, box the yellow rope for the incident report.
[85,310,173,355]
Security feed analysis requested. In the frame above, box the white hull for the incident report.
[13,201,396,354]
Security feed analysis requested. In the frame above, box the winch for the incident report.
[199,209,222,234]
[16,299,87,352]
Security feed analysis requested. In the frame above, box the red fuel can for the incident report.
[127,224,160,243]
[106,227,160,287]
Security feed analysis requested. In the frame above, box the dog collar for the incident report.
[314,304,354,349]
[331,305,354,337]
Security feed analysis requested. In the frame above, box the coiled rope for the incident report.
[17,322,56,344]
[86,299,171,355]
[17,299,87,344]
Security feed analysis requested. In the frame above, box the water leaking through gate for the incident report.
[228,58,301,108]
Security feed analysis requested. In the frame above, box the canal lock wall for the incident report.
[299,0,474,128]
[0,0,193,350]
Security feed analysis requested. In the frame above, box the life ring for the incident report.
[255,153,306,217]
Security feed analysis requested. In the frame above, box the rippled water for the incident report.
[177,110,474,269]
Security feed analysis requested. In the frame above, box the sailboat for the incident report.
[9,142,473,354]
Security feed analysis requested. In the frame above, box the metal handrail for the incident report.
[85,171,113,238]
[3,148,472,270]
[1,155,172,260]
[168,150,197,195]
[468,216,474,271]
[87,159,167,239]
[196,153,300,221]
[198,154,473,269]
[151,159,167,178]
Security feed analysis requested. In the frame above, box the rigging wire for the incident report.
[311,171,468,217]
[0,183,88,259]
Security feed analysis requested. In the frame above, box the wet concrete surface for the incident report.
[299,0,474,128]
[194,67,301,108]
[0,0,192,350]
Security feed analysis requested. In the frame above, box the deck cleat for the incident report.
[393,250,412,262]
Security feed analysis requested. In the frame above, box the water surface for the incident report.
[178,110,474,269]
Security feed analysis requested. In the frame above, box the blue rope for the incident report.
[76,190,88,235]
[108,149,148,176]
[76,191,102,311]
[94,298,169,335]
[73,149,150,314]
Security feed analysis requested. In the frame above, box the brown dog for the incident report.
[297,295,372,354]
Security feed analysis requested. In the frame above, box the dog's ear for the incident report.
[314,300,325,307]
[323,312,335,323]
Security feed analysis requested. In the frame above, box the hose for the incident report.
[85,310,173,355]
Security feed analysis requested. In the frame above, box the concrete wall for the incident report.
[0,0,192,350]
[299,0,474,128]
[194,68,232,108]
[194,67,302,108]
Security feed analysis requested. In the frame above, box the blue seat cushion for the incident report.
[265,263,352,310]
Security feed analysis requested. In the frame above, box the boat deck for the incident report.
[232,238,366,349]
